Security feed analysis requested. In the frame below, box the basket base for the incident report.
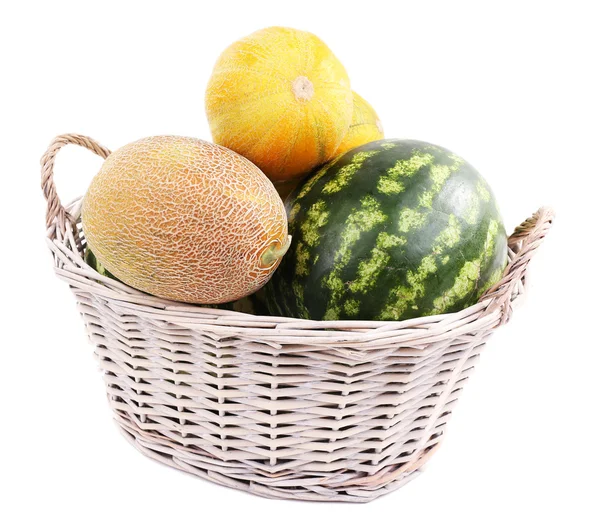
[117,423,424,503]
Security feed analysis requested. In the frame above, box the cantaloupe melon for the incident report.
[205,26,353,183]
[81,136,290,304]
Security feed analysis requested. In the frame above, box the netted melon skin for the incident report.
[82,136,289,304]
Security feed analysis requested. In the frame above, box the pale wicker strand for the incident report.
[481,206,555,325]
[41,134,555,502]
[40,134,111,232]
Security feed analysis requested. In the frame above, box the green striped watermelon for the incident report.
[264,139,508,321]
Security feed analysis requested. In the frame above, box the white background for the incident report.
[1,1,599,529]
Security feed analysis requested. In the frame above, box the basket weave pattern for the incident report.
[42,134,554,502]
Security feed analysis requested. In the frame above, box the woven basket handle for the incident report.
[480,206,555,324]
[41,134,111,231]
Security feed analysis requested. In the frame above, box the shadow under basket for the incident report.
[41,134,554,502]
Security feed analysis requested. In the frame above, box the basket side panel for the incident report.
[73,290,490,499]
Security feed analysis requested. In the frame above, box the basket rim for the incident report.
[45,196,549,353]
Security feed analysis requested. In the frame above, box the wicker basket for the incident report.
[41,134,554,503]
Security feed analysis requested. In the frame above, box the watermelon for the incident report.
[264,139,508,321]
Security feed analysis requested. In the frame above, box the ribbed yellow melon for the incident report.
[81,136,290,304]
[205,26,353,182]
[332,91,384,158]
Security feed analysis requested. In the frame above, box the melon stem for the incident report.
[260,235,292,267]
[292,76,314,101]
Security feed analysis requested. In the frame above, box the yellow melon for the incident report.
[205,26,353,182]
[81,136,290,304]
[332,91,384,158]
